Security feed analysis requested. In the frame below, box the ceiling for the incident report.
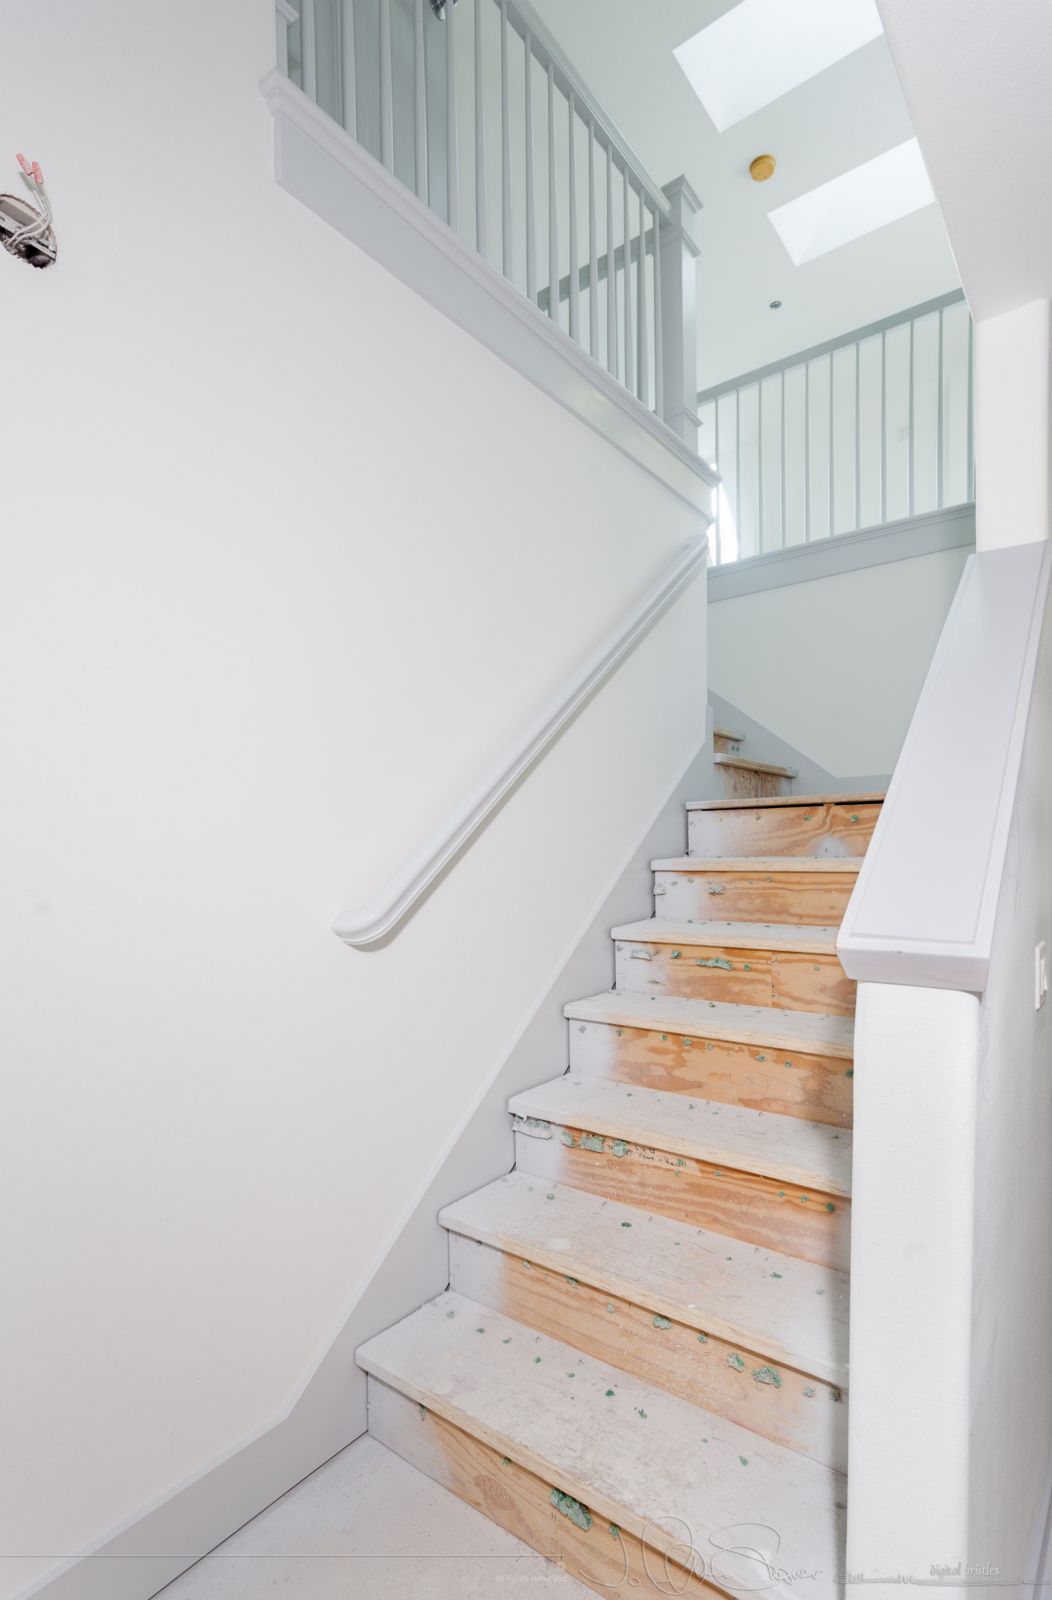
[528,0,961,389]
[877,0,1052,323]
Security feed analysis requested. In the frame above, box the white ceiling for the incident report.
[528,0,961,389]
[877,0,1052,323]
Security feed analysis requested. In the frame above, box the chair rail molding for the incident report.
[261,72,718,519]
[332,535,709,947]
[837,540,1052,991]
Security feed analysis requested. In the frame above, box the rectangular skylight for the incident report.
[674,0,884,131]
[768,139,935,265]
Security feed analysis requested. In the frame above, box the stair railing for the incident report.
[700,290,974,564]
[275,0,701,449]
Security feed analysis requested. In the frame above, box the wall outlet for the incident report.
[1036,941,1049,1011]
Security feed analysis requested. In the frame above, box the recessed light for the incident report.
[750,155,777,183]
[674,0,883,132]
[768,138,935,265]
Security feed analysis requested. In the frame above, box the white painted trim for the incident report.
[708,504,975,601]
[838,542,1052,990]
[1028,1446,1052,1593]
[260,72,718,519]
[332,536,708,945]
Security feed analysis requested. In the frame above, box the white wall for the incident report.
[708,545,969,777]
[0,5,707,1593]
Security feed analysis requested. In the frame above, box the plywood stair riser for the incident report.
[712,728,744,755]
[654,865,859,926]
[689,799,882,859]
[450,1235,847,1471]
[713,759,792,800]
[514,1128,850,1271]
[615,938,855,1016]
[369,1380,723,1600]
[570,1020,853,1127]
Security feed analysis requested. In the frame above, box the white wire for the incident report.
[3,162,54,256]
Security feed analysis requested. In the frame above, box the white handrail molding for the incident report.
[332,535,708,947]
[837,540,1052,992]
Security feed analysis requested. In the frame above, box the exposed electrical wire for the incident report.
[1,152,55,263]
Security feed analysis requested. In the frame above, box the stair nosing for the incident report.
[510,1073,852,1197]
[563,991,854,1058]
[687,792,885,811]
[612,917,841,955]
[441,1172,849,1386]
[713,753,798,778]
[652,855,863,874]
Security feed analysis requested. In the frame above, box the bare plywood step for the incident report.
[713,755,798,779]
[712,726,744,755]
[511,1075,851,1268]
[688,793,886,811]
[510,1073,852,1197]
[612,918,853,1015]
[689,796,884,860]
[565,992,854,1126]
[442,1172,849,1387]
[358,1291,846,1600]
[652,856,861,925]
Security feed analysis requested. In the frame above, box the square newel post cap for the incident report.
[660,175,702,255]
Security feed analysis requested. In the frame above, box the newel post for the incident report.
[659,176,702,452]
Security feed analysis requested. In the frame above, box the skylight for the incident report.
[674,0,884,132]
[768,139,935,265]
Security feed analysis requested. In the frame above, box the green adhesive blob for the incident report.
[845,1067,855,1078]
[697,957,732,970]
[616,1028,623,1037]
[661,1034,668,1042]
[727,1353,746,1371]
[606,1302,616,1313]
[636,1407,648,1419]
[546,1193,555,1200]
[476,1327,486,1334]
[621,1221,632,1228]
[550,1489,592,1531]
[418,1403,429,1418]
[566,1276,578,1286]
[446,1310,456,1319]
[580,1134,605,1153]
[739,1456,749,1468]
[770,1271,783,1279]
[503,1337,512,1344]
[756,1053,766,1062]
[560,1130,576,1147]
[605,1388,615,1397]
[744,963,752,972]
[612,1140,629,1158]
[784,1059,794,1069]
[825,1201,836,1214]
[753,1365,782,1388]
[534,1356,542,1364]
[803,1386,816,1398]
[608,1524,621,1539]
[652,1315,672,1330]
[502,1456,511,1466]
[671,950,682,960]
[697,1332,709,1343]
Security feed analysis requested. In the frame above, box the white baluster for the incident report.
[568,96,579,343]
[413,0,427,199]
[622,165,634,395]
[524,36,536,302]
[653,198,663,417]
[606,143,617,377]
[547,61,558,327]
[937,306,945,507]
[342,0,358,139]
[474,0,487,256]
[500,0,512,277]
[379,0,393,171]
[444,0,459,231]
[637,184,647,403]
[908,316,916,516]
[854,341,861,530]
[302,0,317,100]
[588,122,598,359]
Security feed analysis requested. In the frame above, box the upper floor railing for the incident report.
[276,0,701,446]
[699,291,975,565]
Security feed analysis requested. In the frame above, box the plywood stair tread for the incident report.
[357,1291,845,1600]
[441,1171,849,1385]
[509,1073,852,1197]
[564,990,855,1058]
[688,792,886,812]
[713,753,798,778]
[652,855,863,874]
[613,917,841,954]
[712,726,745,741]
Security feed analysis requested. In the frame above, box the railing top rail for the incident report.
[332,536,707,947]
[838,541,1052,993]
[503,0,671,217]
[698,288,968,405]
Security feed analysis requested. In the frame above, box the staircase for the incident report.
[357,773,886,1596]
[711,724,798,799]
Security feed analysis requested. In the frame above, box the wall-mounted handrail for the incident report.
[333,535,708,946]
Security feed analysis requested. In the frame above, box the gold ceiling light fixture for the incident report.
[749,154,776,182]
